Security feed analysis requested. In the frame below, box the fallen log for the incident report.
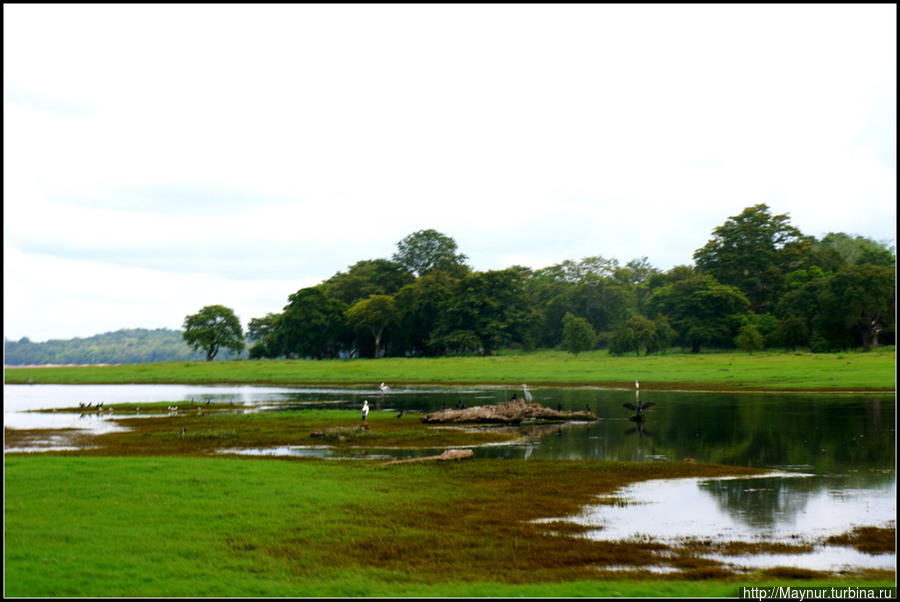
[421,398,596,424]
[382,448,474,465]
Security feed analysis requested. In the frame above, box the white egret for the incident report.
[635,380,640,390]
[522,384,533,403]
[361,400,370,421]
[379,382,390,393]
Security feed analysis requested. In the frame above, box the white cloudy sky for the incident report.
[4,4,896,343]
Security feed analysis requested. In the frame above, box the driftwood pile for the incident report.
[420,398,596,425]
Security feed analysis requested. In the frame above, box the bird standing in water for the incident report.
[522,384,533,403]
[361,400,370,422]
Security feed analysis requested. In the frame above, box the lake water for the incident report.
[4,383,895,572]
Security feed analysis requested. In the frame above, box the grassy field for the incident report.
[5,454,893,598]
[4,347,896,390]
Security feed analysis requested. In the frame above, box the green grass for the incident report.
[6,455,892,597]
[5,347,896,390]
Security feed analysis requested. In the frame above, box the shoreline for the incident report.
[4,378,894,394]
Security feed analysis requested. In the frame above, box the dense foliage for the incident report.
[4,328,245,365]
[245,205,894,358]
[7,205,894,365]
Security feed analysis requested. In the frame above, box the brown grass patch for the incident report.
[298,460,766,583]
[826,526,896,555]
[761,566,828,579]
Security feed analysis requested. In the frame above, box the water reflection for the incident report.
[699,474,897,532]
[548,473,896,571]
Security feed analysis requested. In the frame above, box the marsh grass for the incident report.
[5,347,895,390]
[5,454,893,597]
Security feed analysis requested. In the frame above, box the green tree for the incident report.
[344,294,398,358]
[771,316,809,351]
[433,269,535,356]
[608,314,670,356]
[693,204,813,311]
[614,256,660,286]
[817,232,895,268]
[561,312,597,355]
[543,276,633,347]
[735,324,765,353]
[392,229,469,277]
[818,265,895,351]
[393,270,462,356]
[321,259,415,305]
[273,287,347,359]
[647,315,677,354]
[534,255,620,283]
[182,305,245,361]
[647,273,751,353]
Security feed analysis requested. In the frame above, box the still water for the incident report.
[4,383,895,571]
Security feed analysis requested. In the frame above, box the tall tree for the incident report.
[247,312,282,359]
[818,265,895,351]
[393,270,461,356]
[432,269,535,356]
[392,229,469,277]
[693,204,813,311]
[543,276,633,346]
[273,287,347,359]
[344,294,398,358]
[182,305,245,361]
[647,273,751,353]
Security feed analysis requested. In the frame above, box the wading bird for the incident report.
[522,384,533,403]
[379,382,390,393]
[361,400,370,422]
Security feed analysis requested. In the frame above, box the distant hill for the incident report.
[4,328,246,365]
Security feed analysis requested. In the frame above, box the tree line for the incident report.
[4,328,244,365]
[183,204,895,360]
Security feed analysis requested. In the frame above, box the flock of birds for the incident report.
[77,398,215,417]
[78,401,113,416]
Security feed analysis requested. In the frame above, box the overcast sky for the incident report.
[4,4,896,343]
